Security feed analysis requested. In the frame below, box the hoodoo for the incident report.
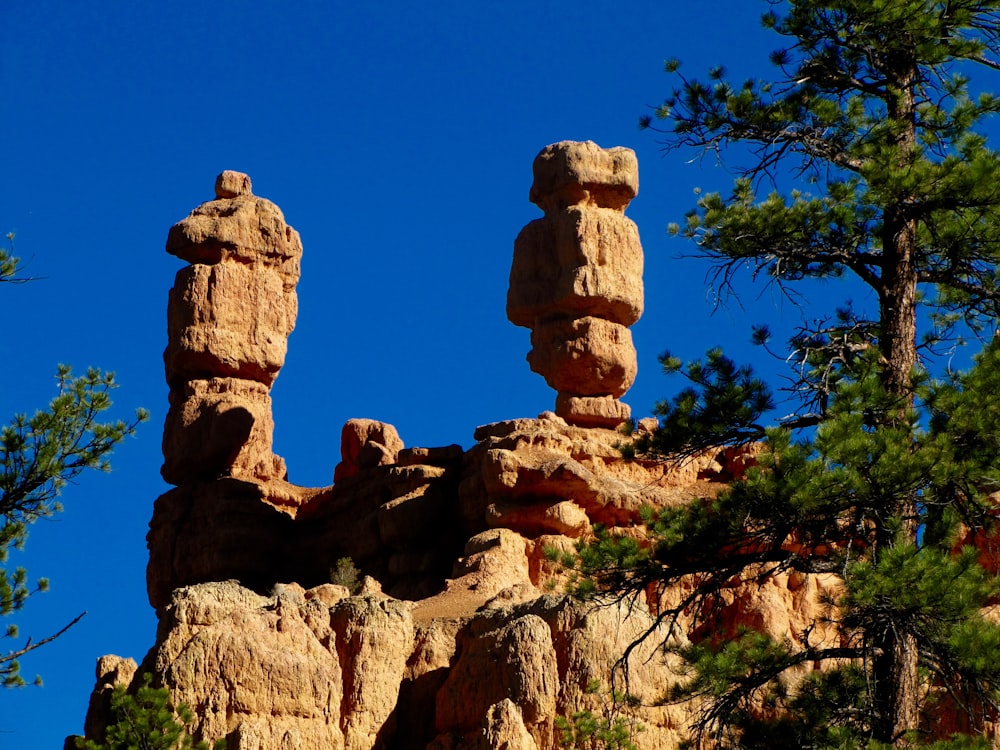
[507,141,643,428]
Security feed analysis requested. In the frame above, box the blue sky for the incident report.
[0,1,952,746]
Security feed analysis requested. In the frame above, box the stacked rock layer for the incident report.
[508,141,643,428]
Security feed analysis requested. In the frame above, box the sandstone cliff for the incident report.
[75,147,829,750]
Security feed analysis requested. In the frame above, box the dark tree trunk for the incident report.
[872,62,922,743]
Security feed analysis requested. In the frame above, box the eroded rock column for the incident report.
[508,141,643,428]
[161,171,302,484]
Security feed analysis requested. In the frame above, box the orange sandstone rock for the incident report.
[165,187,301,289]
[334,418,405,482]
[508,208,643,327]
[214,169,252,199]
[527,316,637,397]
[528,140,639,213]
[165,261,295,387]
[160,378,285,484]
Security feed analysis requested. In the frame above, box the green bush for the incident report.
[75,673,223,750]
[330,556,361,594]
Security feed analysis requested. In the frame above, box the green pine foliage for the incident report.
[1,246,148,687]
[635,348,774,458]
[554,680,642,750]
[329,556,361,594]
[578,2,1000,747]
[555,708,639,750]
[0,234,19,283]
[75,673,223,750]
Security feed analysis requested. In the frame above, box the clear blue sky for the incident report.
[0,1,957,746]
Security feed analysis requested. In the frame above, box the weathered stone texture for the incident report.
[166,189,302,288]
[334,419,405,482]
[528,140,639,213]
[165,262,296,387]
[147,582,411,750]
[82,656,138,743]
[435,612,558,744]
[215,169,253,199]
[160,378,285,485]
[125,411,733,749]
[508,209,643,327]
[527,316,637,397]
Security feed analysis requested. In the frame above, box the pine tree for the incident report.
[74,673,222,750]
[1,236,147,687]
[579,2,1000,747]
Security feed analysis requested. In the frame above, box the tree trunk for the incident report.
[872,59,922,740]
[871,210,921,742]
[878,213,918,404]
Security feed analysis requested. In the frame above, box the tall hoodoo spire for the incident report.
[507,141,644,428]
[161,170,302,484]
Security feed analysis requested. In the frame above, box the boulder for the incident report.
[528,140,639,213]
[527,317,637,397]
[165,261,295,387]
[508,209,643,328]
[334,419,405,482]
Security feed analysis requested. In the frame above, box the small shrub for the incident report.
[618,419,637,437]
[330,556,361,594]
[555,680,642,750]
[75,673,223,750]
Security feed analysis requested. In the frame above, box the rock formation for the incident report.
[75,154,837,750]
[508,141,643,428]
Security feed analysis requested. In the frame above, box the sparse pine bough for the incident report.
[74,673,223,750]
[577,2,1000,747]
[0,236,147,687]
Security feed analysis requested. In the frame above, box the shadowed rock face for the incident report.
[508,141,644,428]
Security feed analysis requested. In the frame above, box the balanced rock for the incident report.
[165,262,296,387]
[214,169,253,199]
[528,139,638,213]
[507,208,643,327]
[508,141,643,427]
[527,316,636,397]
[160,378,285,484]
